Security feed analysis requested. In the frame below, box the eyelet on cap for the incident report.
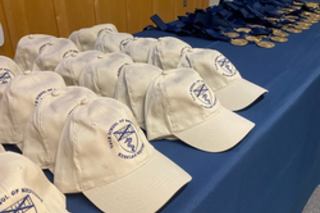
[81,98,89,105]
[97,55,104,59]
[51,90,60,97]
[162,70,170,75]
[24,70,32,75]
[28,34,35,39]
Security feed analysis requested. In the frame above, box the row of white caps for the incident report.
[10,33,268,111]
[9,22,268,111]
[0,70,191,213]
[0,59,257,153]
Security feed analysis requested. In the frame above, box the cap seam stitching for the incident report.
[162,75,178,133]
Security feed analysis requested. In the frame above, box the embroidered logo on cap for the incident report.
[190,80,216,109]
[0,68,14,84]
[0,188,44,212]
[214,54,237,77]
[34,88,54,106]
[97,28,113,37]
[119,38,133,51]
[108,119,144,159]
[180,46,191,56]
[63,49,79,58]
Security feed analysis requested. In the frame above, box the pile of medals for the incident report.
[147,0,320,49]
[227,2,320,48]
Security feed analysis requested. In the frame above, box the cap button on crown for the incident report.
[81,98,89,105]
[97,55,104,59]
[187,48,193,52]
[48,41,55,46]
[24,70,32,75]
[28,34,35,39]
[51,90,60,97]
[158,37,164,41]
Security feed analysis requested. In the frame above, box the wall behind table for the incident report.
[0,0,209,58]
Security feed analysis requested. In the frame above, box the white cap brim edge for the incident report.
[174,107,255,152]
[215,78,268,111]
[83,150,192,213]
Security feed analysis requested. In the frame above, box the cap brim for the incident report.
[83,150,191,213]
[215,78,268,111]
[174,107,255,152]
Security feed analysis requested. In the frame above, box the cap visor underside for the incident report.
[174,107,255,152]
[83,150,191,213]
[215,78,268,111]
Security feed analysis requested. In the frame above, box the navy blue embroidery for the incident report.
[190,80,216,109]
[215,54,237,77]
[0,194,37,213]
[108,119,144,159]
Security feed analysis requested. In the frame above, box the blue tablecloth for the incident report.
[5,23,320,213]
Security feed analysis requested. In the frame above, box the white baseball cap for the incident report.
[177,48,268,111]
[14,34,56,71]
[0,56,23,99]
[33,38,79,71]
[54,97,191,213]
[145,68,255,152]
[121,37,157,63]
[94,32,133,53]
[0,71,66,146]
[0,144,5,152]
[22,87,97,173]
[79,52,133,97]
[114,63,162,129]
[0,152,68,213]
[147,36,192,71]
[69,23,118,51]
[54,51,102,85]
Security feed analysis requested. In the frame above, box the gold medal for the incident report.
[283,7,294,12]
[223,32,240,38]
[250,24,266,29]
[306,2,319,9]
[256,41,275,48]
[273,31,289,37]
[270,36,288,42]
[291,5,301,10]
[271,28,282,33]
[306,18,318,24]
[285,28,302,33]
[285,15,299,20]
[277,10,286,14]
[231,38,248,46]
[266,17,280,23]
[303,19,315,24]
[297,21,312,27]
[245,35,261,43]
[256,35,268,39]
[294,24,309,30]
[235,27,251,33]
[293,1,303,6]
